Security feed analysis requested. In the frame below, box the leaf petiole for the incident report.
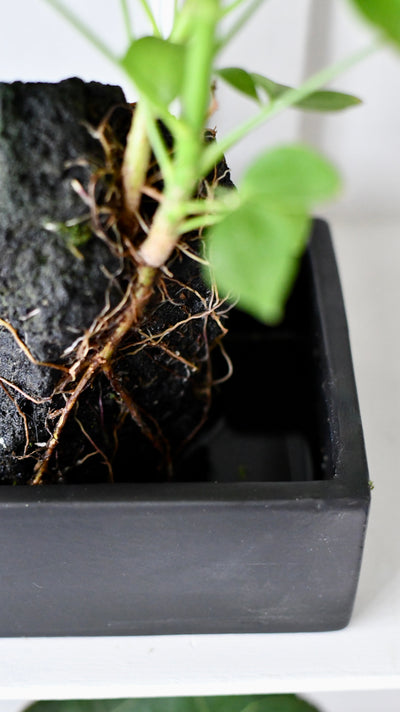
[138,0,162,38]
[221,0,251,17]
[42,0,118,65]
[202,36,383,176]
[178,213,225,235]
[218,0,269,50]
[120,0,134,43]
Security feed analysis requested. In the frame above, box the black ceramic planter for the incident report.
[0,219,370,637]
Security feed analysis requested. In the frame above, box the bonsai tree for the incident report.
[0,0,398,485]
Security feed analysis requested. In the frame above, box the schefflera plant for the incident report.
[43,0,396,323]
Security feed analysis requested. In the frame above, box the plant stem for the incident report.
[31,262,157,485]
[177,213,225,234]
[42,0,118,64]
[120,0,134,42]
[202,37,382,175]
[180,1,220,135]
[138,0,162,37]
[138,0,221,268]
[218,0,268,49]
[141,103,174,187]
[122,102,151,214]
[221,0,250,15]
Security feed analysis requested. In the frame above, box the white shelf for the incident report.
[0,219,399,700]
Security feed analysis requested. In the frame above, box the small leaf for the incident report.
[350,0,400,47]
[207,200,310,323]
[241,144,341,210]
[215,67,260,101]
[121,36,185,106]
[251,73,362,111]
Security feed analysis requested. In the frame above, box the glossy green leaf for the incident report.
[215,67,260,101]
[25,695,321,712]
[252,73,362,111]
[121,36,185,106]
[350,0,400,47]
[241,144,341,210]
[207,200,310,323]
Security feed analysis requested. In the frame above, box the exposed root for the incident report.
[0,381,30,457]
[0,375,50,405]
[0,318,69,373]
[104,364,172,476]
[0,104,231,484]
[74,408,114,483]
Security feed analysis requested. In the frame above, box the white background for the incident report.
[1,2,400,711]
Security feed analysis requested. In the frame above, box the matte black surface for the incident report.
[0,221,370,635]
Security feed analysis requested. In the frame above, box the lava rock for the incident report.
[0,78,228,484]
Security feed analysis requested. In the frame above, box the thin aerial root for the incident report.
[105,365,171,469]
[176,243,210,266]
[104,366,153,441]
[0,381,30,456]
[75,414,114,483]
[0,318,69,373]
[212,339,234,385]
[141,185,164,203]
[0,375,50,405]
[30,360,101,485]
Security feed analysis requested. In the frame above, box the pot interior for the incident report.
[175,254,326,484]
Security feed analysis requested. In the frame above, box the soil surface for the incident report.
[0,78,230,484]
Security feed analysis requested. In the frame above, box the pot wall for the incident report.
[0,221,370,636]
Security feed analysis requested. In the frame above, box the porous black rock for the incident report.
[0,78,228,484]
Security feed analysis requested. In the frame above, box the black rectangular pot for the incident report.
[0,219,370,636]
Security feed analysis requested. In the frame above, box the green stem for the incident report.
[138,0,162,37]
[121,102,151,214]
[221,0,250,16]
[179,196,237,216]
[139,1,224,269]
[141,105,175,188]
[180,0,220,136]
[218,0,268,49]
[42,0,118,64]
[120,0,134,42]
[202,37,382,176]
[178,213,224,234]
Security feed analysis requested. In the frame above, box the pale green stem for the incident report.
[179,197,236,215]
[180,0,220,136]
[221,0,250,16]
[177,213,225,234]
[218,0,269,49]
[121,102,151,214]
[42,0,118,64]
[140,104,175,187]
[139,0,221,268]
[120,0,134,42]
[138,0,162,37]
[202,37,382,176]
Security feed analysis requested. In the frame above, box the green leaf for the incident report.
[350,0,400,47]
[241,144,341,210]
[25,696,321,712]
[215,67,260,101]
[207,199,311,323]
[206,146,340,323]
[121,36,185,106]
[251,73,362,111]
[23,703,128,712]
